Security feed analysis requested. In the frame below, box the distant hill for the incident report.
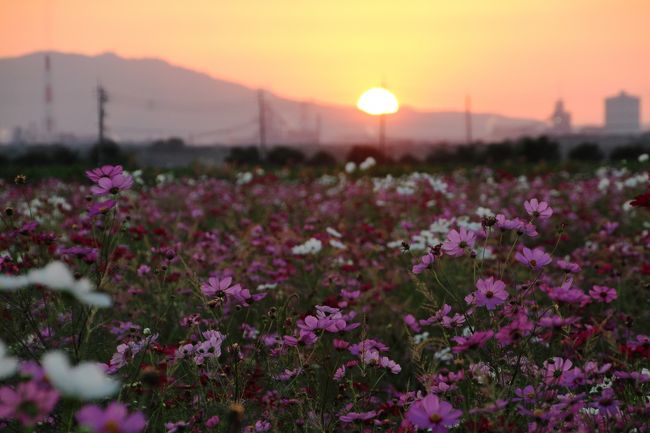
[0,51,545,144]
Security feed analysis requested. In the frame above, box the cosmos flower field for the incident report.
[1,160,650,433]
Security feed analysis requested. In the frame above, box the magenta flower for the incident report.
[515,247,552,270]
[495,314,534,346]
[205,415,220,428]
[589,285,617,303]
[524,198,553,219]
[595,388,620,417]
[452,330,494,353]
[496,214,518,231]
[474,277,508,310]
[339,410,377,423]
[412,252,435,274]
[76,402,146,433]
[543,357,574,385]
[406,394,462,432]
[86,165,124,182]
[90,173,133,196]
[88,199,117,217]
[556,259,581,273]
[201,276,241,297]
[0,381,59,427]
[442,228,476,257]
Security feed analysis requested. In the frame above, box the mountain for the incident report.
[0,51,546,144]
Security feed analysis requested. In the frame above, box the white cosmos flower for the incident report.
[292,238,322,255]
[0,339,18,379]
[359,157,376,171]
[344,162,356,174]
[42,351,120,400]
[0,261,111,308]
[326,227,342,238]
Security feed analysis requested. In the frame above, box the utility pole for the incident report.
[257,89,267,157]
[43,54,55,140]
[379,114,386,155]
[97,84,108,145]
[465,94,473,144]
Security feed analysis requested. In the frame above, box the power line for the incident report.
[192,119,258,138]
[108,92,250,114]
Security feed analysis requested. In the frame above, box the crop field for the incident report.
[1,161,650,432]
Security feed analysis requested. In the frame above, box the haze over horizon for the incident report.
[1,0,649,125]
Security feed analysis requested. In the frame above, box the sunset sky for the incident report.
[1,0,649,124]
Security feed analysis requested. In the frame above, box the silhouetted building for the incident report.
[605,91,640,134]
[549,99,572,135]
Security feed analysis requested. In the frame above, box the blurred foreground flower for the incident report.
[406,394,462,432]
[0,261,111,307]
[42,351,120,400]
[0,340,18,380]
[76,402,146,433]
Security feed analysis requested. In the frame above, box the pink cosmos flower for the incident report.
[88,199,117,217]
[412,252,435,274]
[515,247,552,270]
[406,394,462,432]
[452,330,494,353]
[194,330,226,364]
[86,165,124,182]
[404,314,422,333]
[205,416,220,428]
[495,314,534,346]
[0,381,59,427]
[589,285,617,303]
[524,198,553,219]
[76,402,146,433]
[339,410,377,423]
[88,166,133,196]
[595,388,620,417]
[165,421,190,433]
[556,259,581,273]
[543,357,574,385]
[201,276,241,297]
[474,277,508,310]
[442,228,476,257]
[496,214,520,231]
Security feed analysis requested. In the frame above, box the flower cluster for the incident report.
[0,164,648,432]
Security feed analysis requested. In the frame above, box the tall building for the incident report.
[549,99,572,135]
[605,91,640,134]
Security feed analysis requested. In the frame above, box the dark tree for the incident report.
[88,140,127,166]
[399,154,420,165]
[226,147,261,165]
[485,142,515,162]
[266,146,306,166]
[151,137,186,151]
[568,142,604,162]
[425,146,455,164]
[346,145,389,164]
[516,136,559,163]
[609,144,648,161]
[308,151,338,166]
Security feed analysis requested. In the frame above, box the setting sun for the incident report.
[356,87,400,116]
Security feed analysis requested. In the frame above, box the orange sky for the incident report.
[1,0,649,124]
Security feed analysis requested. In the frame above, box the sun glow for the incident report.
[356,87,399,116]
